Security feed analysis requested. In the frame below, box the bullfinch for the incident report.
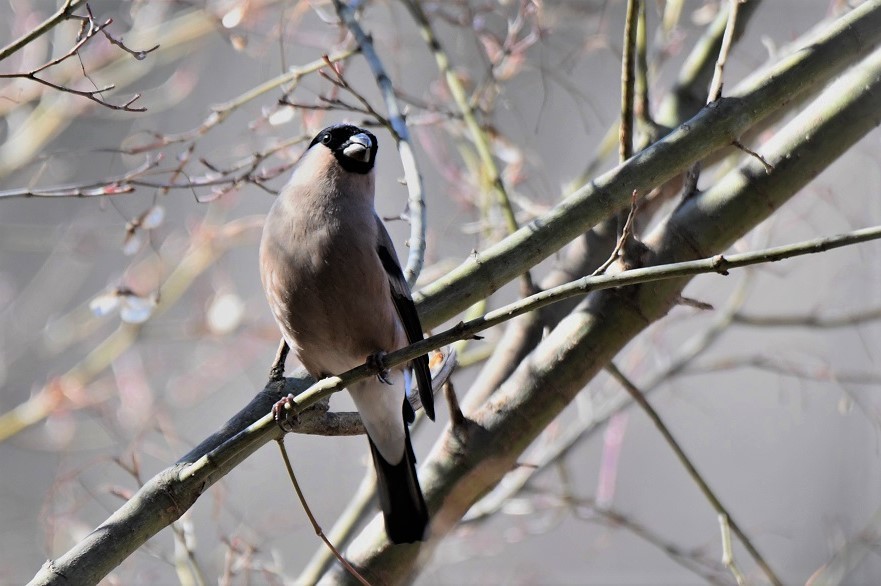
[259,123,434,544]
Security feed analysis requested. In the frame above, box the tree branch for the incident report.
[707,0,743,103]
[0,5,158,112]
[333,0,427,287]
[415,0,881,326]
[23,5,881,582]
[331,26,881,583]
[0,0,87,62]
[28,219,881,584]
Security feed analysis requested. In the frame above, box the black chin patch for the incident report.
[309,124,378,175]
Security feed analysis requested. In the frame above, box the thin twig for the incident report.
[733,139,774,172]
[681,0,743,201]
[0,133,318,201]
[464,276,753,524]
[606,363,780,585]
[268,339,289,382]
[0,0,87,62]
[619,0,638,163]
[314,58,392,128]
[592,190,639,276]
[115,50,355,154]
[718,514,747,585]
[617,0,640,242]
[171,515,207,586]
[275,440,371,586]
[685,355,881,386]
[297,471,378,584]
[732,306,881,328]
[27,217,881,586]
[444,380,465,429]
[0,8,153,112]
[0,217,264,443]
[400,0,534,293]
[333,0,427,287]
[0,156,160,199]
[634,0,652,127]
[569,498,730,584]
[417,1,881,327]
[403,0,520,234]
[707,0,743,103]
[79,5,159,61]
[282,223,881,419]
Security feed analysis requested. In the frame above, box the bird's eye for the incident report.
[320,133,332,145]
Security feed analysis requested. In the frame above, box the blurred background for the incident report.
[2,0,881,583]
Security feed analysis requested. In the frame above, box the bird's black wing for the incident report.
[374,215,435,420]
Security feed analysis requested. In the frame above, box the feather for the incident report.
[375,215,435,420]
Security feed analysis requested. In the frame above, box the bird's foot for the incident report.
[367,351,393,385]
[272,393,300,432]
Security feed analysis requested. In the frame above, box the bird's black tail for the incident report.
[368,425,429,544]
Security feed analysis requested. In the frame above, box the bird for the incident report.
[259,123,434,544]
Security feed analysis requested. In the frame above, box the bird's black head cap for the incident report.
[309,124,378,174]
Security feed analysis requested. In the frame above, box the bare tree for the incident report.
[2,1,881,584]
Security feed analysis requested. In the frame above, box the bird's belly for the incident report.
[268,243,402,377]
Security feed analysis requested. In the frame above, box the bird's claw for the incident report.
[272,393,300,432]
[367,351,393,385]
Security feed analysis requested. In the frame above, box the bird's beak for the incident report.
[342,132,373,162]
